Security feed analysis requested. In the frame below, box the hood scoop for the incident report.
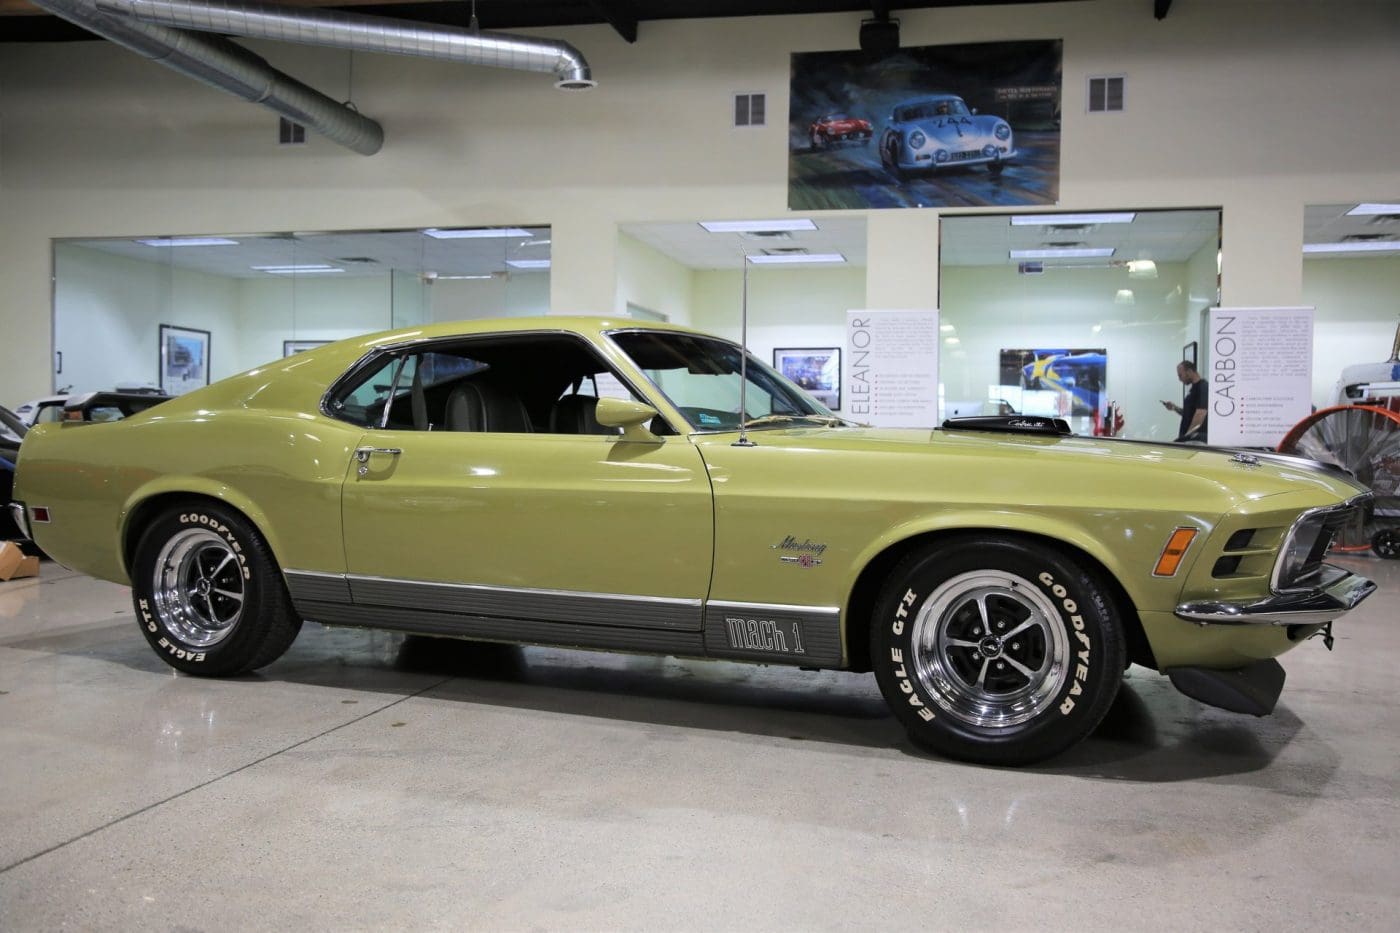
[942,415,1073,436]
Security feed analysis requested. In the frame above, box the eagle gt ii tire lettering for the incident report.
[131,503,302,676]
[872,536,1124,765]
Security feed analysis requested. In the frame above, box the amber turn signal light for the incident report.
[1153,527,1198,577]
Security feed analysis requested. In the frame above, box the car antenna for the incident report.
[734,250,757,448]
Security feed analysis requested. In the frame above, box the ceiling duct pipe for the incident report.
[29,0,384,154]
[94,0,597,90]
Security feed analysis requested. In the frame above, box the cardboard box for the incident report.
[0,540,39,581]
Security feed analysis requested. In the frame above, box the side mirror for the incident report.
[595,397,662,443]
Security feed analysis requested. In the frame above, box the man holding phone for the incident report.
[1162,359,1208,442]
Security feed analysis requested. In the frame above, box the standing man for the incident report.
[1161,360,1207,442]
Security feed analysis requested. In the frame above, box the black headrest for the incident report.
[446,381,533,433]
[550,394,620,435]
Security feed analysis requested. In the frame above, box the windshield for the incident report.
[0,407,26,443]
[611,330,837,432]
[898,98,969,120]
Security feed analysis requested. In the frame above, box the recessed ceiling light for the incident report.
[1345,203,1400,216]
[1302,241,1400,253]
[136,237,239,247]
[435,274,497,280]
[944,336,960,345]
[700,219,818,233]
[1010,213,1136,226]
[506,259,552,269]
[1010,248,1115,259]
[746,253,845,264]
[939,324,956,333]
[423,228,533,239]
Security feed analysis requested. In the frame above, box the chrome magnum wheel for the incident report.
[152,527,245,648]
[131,502,302,676]
[909,570,1069,728]
[872,535,1125,765]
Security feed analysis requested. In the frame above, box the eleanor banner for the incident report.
[846,310,940,427]
[1206,307,1314,447]
[789,39,1062,210]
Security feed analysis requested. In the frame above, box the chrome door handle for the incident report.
[354,446,403,463]
[354,446,402,476]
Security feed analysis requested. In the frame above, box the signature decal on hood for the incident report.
[1230,453,1262,468]
[772,535,827,567]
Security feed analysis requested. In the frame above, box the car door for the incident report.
[334,335,715,640]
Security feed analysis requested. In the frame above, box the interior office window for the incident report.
[938,208,1222,442]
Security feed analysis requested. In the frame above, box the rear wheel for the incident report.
[131,502,301,676]
[871,536,1124,765]
[1374,529,1400,560]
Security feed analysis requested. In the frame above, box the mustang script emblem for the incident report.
[772,535,826,567]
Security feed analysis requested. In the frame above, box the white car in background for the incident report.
[13,388,169,426]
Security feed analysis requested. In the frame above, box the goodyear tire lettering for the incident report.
[1039,569,1092,717]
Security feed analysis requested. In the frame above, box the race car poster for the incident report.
[788,39,1061,210]
[999,348,1106,419]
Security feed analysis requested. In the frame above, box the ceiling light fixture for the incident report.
[939,324,956,333]
[506,259,552,269]
[434,273,498,280]
[1010,248,1115,259]
[700,219,818,233]
[251,264,342,273]
[137,237,239,247]
[746,253,845,264]
[1010,212,1136,226]
[1345,203,1400,216]
[1302,241,1400,253]
[1126,259,1158,278]
[423,227,533,239]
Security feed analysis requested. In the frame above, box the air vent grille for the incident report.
[735,93,766,127]
[278,117,306,145]
[1088,75,1125,113]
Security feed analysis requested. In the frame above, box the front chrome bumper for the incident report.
[6,501,29,540]
[1175,567,1376,626]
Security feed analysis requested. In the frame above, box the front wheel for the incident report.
[987,161,1006,176]
[871,536,1124,765]
[131,502,302,676]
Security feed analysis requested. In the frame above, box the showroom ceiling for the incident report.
[0,1,1088,43]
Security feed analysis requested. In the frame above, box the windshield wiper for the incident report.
[741,414,848,429]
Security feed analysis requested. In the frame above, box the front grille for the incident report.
[950,150,982,161]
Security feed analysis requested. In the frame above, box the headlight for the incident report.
[995,123,1011,140]
[909,130,926,149]
[1271,496,1369,592]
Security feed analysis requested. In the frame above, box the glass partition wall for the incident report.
[50,227,550,397]
[939,209,1221,440]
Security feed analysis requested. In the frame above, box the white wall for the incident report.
[52,243,240,395]
[615,234,694,324]
[429,271,551,323]
[692,267,867,368]
[3,2,1400,403]
[1302,257,1400,406]
[940,262,1191,440]
[236,275,395,370]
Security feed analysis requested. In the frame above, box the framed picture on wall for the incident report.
[773,347,841,410]
[158,324,211,396]
[1183,341,1198,367]
[283,340,330,357]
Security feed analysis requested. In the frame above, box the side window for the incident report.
[329,356,405,428]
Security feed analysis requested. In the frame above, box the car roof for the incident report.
[895,94,963,106]
[338,315,712,354]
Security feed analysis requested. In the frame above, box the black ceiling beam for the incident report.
[1154,0,1172,20]
[588,0,640,42]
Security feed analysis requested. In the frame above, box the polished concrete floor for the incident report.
[0,556,1396,930]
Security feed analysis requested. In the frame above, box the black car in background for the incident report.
[1,405,27,540]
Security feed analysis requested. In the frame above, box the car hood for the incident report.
[904,114,1003,137]
[694,425,1368,508]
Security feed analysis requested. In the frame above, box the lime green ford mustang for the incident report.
[9,318,1377,764]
